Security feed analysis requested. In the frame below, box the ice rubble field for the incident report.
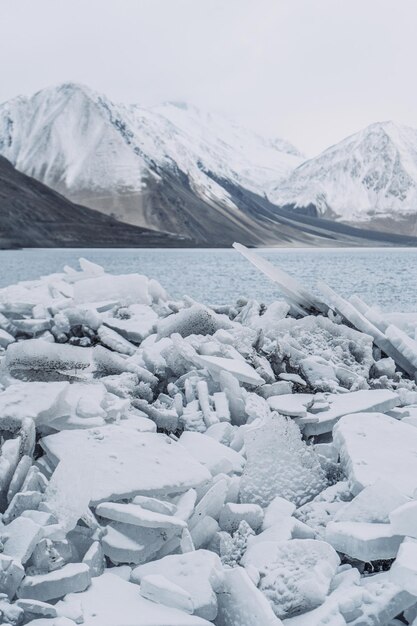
[2,245,417,625]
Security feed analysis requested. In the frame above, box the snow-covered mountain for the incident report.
[270,121,417,232]
[0,83,303,242]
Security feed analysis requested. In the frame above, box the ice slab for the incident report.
[131,550,224,621]
[102,521,180,565]
[74,274,150,305]
[242,539,339,619]
[17,563,91,601]
[96,502,186,531]
[332,480,408,524]
[216,566,283,626]
[97,325,137,356]
[390,538,417,596]
[157,304,233,339]
[140,574,194,614]
[103,305,157,344]
[194,354,264,386]
[43,456,93,533]
[178,431,245,476]
[389,500,417,538]
[219,503,264,533]
[41,426,211,503]
[58,572,212,625]
[233,243,327,317]
[240,415,326,507]
[302,389,400,436]
[325,521,403,561]
[5,339,91,377]
[267,394,314,418]
[2,517,43,564]
[0,328,15,348]
[333,413,417,497]
[0,382,68,426]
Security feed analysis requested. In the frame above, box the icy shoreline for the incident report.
[0,246,417,624]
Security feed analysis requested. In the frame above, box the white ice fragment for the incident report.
[2,517,43,564]
[190,516,219,549]
[179,431,245,476]
[157,303,233,339]
[205,422,234,445]
[390,500,417,538]
[189,479,228,529]
[259,381,294,397]
[0,382,68,425]
[390,538,417,596]
[175,489,197,522]
[358,570,416,626]
[15,599,57,621]
[326,521,403,561]
[96,502,186,531]
[333,412,417,497]
[97,325,137,356]
[194,354,264,386]
[74,273,150,305]
[216,566,283,626]
[196,380,218,427]
[44,458,92,533]
[247,518,295,547]
[82,541,105,577]
[102,522,180,565]
[0,554,25,599]
[333,480,408,524]
[373,357,396,377]
[302,389,400,436]
[233,243,327,316]
[41,426,211,503]
[59,572,211,625]
[267,393,313,418]
[132,495,177,516]
[5,339,91,376]
[3,491,44,524]
[17,563,91,601]
[262,496,296,530]
[7,455,32,504]
[219,503,264,534]
[385,324,417,369]
[0,329,15,348]
[78,258,105,276]
[131,549,224,621]
[240,415,327,507]
[140,574,194,614]
[242,539,339,619]
[103,304,158,343]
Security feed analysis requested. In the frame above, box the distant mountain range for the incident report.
[1,82,417,247]
[270,121,417,236]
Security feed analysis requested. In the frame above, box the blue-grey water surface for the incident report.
[0,248,416,312]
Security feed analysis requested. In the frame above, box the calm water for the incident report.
[0,247,416,312]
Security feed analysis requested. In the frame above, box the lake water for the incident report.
[0,247,416,312]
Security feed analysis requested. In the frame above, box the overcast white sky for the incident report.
[1,0,416,155]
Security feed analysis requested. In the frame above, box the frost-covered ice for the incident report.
[0,247,416,625]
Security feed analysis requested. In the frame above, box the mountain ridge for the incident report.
[270,120,417,233]
[0,82,303,244]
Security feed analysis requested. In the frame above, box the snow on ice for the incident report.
[0,243,417,624]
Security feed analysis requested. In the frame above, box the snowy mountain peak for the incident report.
[271,120,417,224]
[0,82,304,234]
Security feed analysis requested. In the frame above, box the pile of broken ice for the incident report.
[1,245,417,625]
